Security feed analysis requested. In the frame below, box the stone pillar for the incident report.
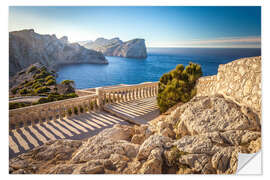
[96,87,104,110]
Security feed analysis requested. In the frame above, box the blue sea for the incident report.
[56,48,261,89]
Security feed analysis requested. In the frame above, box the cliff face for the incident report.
[9,29,108,77]
[81,37,147,59]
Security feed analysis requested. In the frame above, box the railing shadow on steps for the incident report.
[9,82,159,131]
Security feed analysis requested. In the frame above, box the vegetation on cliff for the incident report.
[9,65,78,109]
[157,62,202,113]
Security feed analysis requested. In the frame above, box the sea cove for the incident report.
[56,48,261,89]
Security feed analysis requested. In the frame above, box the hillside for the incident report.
[9,29,108,77]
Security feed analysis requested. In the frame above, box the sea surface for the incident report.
[56,48,261,89]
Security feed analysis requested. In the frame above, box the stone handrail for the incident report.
[9,94,99,131]
[99,82,159,105]
[9,82,159,131]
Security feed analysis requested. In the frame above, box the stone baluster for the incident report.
[77,103,81,115]
[112,91,115,103]
[125,89,128,101]
[92,97,97,111]
[52,106,57,121]
[141,87,144,98]
[116,91,119,102]
[108,92,111,104]
[38,109,43,124]
[11,113,18,130]
[23,112,29,127]
[150,86,153,97]
[128,89,132,101]
[96,87,104,110]
[59,104,63,119]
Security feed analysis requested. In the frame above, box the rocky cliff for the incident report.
[9,29,108,77]
[81,37,147,59]
[9,56,261,174]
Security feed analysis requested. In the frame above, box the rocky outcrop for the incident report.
[196,56,261,119]
[9,29,108,76]
[9,56,261,174]
[81,37,147,59]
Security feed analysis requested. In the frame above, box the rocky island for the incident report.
[9,56,261,174]
[79,37,147,59]
[9,29,108,77]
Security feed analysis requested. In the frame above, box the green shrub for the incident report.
[32,82,42,90]
[34,78,45,83]
[11,87,19,94]
[68,108,72,116]
[61,80,74,85]
[65,93,78,98]
[79,105,84,113]
[46,79,56,86]
[45,75,54,82]
[34,70,50,79]
[74,107,78,115]
[37,97,50,104]
[157,62,202,113]
[25,81,34,87]
[19,88,30,95]
[9,102,30,109]
[18,71,25,75]
[27,66,38,73]
[34,86,50,94]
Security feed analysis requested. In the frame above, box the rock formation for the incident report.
[81,37,147,59]
[9,56,261,174]
[9,29,108,77]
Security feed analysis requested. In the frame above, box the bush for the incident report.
[32,82,42,90]
[34,78,45,83]
[25,81,34,87]
[61,80,74,85]
[46,79,56,86]
[79,105,84,113]
[11,87,19,94]
[19,88,30,95]
[34,86,50,94]
[27,65,38,73]
[34,70,50,79]
[18,71,25,75]
[74,107,78,115]
[9,102,30,109]
[68,108,72,116]
[37,97,50,104]
[45,75,54,82]
[157,62,202,113]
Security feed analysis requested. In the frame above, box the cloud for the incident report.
[148,36,261,48]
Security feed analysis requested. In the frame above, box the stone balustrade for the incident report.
[9,82,159,131]
[101,82,159,105]
[9,94,99,131]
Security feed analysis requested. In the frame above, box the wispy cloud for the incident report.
[148,36,261,48]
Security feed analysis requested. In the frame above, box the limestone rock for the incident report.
[173,95,260,138]
[136,134,172,161]
[81,37,147,59]
[71,124,137,163]
[139,148,163,174]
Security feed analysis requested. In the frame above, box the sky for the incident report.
[9,6,261,48]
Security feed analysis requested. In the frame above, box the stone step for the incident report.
[9,111,128,159]
[103,97,159,125]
